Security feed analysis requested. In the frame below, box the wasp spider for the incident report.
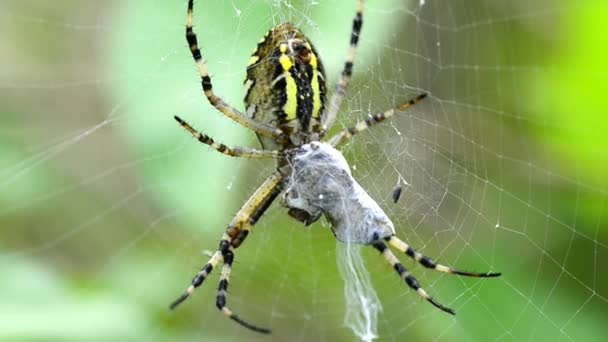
[170,0,501,334]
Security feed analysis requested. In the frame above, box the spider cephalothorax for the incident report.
[170,0,500,334]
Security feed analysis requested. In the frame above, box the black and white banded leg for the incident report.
[386,236,501,278]
[169,172,282,333]
[328,93,427,147]
[371,240,455,314]
[216,244,271,333]
[174,115,279,159]
[321,0,363,130]
[185,0,284,139]
[169,249,222,310]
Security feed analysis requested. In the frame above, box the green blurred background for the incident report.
[1,0,607,341]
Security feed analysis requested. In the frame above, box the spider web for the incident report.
[1,0,606,341]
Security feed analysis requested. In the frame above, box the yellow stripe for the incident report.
[309,51,321,118]
[247,55,259,66]
[279,44,297,120]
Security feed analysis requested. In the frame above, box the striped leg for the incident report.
[169,172,283,333]
[216,245,271,333]
[209,172,283,333]
[386,236,501,278]
[321,0,363,131]
[328,93,427,147]
[371,241,455,314]
[174,115,279,159]
[185,0,284,139]
[169,250,222,310]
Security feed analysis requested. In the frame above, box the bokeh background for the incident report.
[1,0,606,341]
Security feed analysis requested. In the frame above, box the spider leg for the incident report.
[216,245,271,334]
[327,93,427,147]
[371,240,455,315]
[186,0,284,139]
[169,250,221,310]
[321,0,363,131]
[174,115,279,159]
[386,236,501,278]
[170,171,283,333]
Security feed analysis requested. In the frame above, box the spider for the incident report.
[170,0,500,334]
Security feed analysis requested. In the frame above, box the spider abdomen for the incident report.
[244,23,327,149]
[284,142,396,244]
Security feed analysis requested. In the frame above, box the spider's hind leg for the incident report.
[322,0,364,130]
[185,0,283,139]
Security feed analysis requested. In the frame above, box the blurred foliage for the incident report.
[531,0,608,187]
[0,0,606,341]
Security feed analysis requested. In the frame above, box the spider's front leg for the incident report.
[371,240,456,314]
[373,235,500,315]
[385,235,501,278]
[170,171,283,334]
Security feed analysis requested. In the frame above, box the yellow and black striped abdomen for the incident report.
[244,23,327,149]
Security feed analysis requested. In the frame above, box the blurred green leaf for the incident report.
[532,1,608,185]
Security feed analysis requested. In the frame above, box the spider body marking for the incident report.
[245,23,327,150]
[170,0,500,334]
